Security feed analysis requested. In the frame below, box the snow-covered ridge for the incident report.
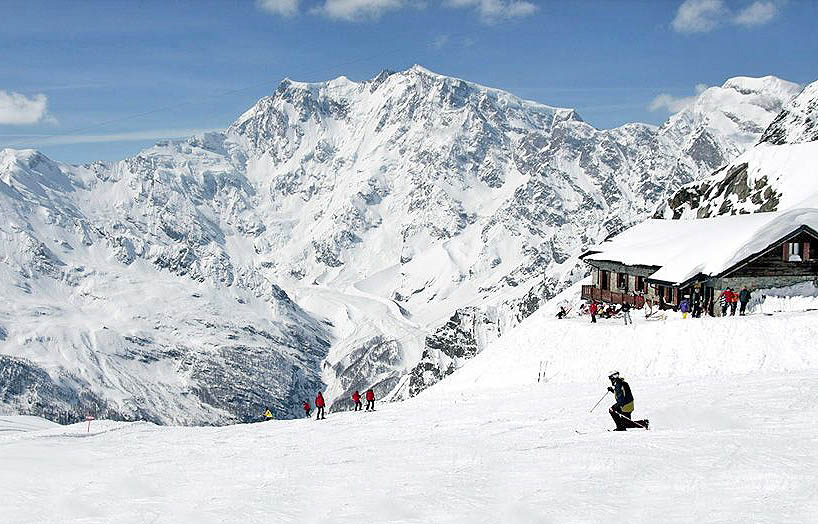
[658,141,818,219]
[658,76,801,174]
[760,78,818,145]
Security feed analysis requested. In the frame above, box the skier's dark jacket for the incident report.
[739,289,751,303]
[613,380,634,413]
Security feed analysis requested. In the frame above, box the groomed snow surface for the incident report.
[3,308,818,523]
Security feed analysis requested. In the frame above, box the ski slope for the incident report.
[2,310,817,523]
[0,415,59,433]
[1,372,816,523]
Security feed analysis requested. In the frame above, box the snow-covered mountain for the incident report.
[658,80,818,220]
[0,149,331,424]
[760,79,818,145]
[0,66,802,422]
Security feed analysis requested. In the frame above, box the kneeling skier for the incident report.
[607,371,649,431]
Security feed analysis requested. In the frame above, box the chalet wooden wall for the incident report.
[728,233,816,278]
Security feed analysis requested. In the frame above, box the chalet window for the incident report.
[617,273,628,290]
[786,242,802,262]
[635,276,645,292]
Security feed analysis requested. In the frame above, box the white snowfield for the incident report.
[2,309,818,523]
[0,415,59,433]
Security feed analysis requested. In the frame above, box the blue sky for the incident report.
[1,0,815,164]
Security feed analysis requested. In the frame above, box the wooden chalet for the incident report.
[579,209,818,314]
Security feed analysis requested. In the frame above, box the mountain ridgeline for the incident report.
[0,66,808,423]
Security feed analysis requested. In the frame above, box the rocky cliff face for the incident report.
[0,67,802,420]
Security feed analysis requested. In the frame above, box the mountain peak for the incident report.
[721,75,800,97]
[658,73,801,170]
[406,64,444,77]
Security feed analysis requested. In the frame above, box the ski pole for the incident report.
[590,391,610,412]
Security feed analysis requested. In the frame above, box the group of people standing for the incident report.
[717,286,752,316]
[586,285,754,324]
[301,389,376,421]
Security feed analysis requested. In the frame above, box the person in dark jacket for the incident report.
[692,293,702,318]
[607,372,649,431]
[739,286,751,315]
[352,390,362,411]
[621,302,632,325]
[365,389,375,411]
[303,401,311,418]
[556,306,568,319]
[315,392,326,420]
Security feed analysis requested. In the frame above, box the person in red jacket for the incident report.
[302,400,311,418]
[315,392,326,420]
[365,389,375,411]
[726,287,738,316]
[352,390,362,411]
[589,301,598,323]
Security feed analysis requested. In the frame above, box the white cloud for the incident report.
[0,90,52,125]
[672,0,781,33]
[432,34,450,49]
[313,0,410,21]
[733,1,778,27]
[445,0,537,22]
[431,34,478,49]
[256,0,300,17]
[671,0,727,33]
[649,83,709,113]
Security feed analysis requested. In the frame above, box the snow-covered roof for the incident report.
[583,209,818,285]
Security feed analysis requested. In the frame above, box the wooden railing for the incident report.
[581,285,645,309]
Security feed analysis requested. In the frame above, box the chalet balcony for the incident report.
[581,285,646,309]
